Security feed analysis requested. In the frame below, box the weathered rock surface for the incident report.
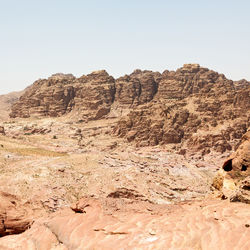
[72,70,115,120]
[213,130,250,203]
[0,198,249,250]
[114,70,160,107]
[10,73,76,118]
[10,71,115,121]
[0,191,33,236]
[114,64,250,154]
[0,91,24,121]
[9,64,250,154]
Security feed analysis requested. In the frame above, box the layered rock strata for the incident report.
[10,64,250,154]
[114,65,249,153]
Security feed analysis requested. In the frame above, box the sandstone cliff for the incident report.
[114,64,250,154]
[10,64,250,154]
[0,91,24,121]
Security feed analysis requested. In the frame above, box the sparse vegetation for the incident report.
[1,147,67,157]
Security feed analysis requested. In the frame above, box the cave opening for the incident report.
[223,159,233,172]
[241,164,247,171]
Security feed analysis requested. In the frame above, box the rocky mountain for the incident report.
[10,71,115,120]
[10,64,250,156]
[114,64,250,155]
[0,91,24,121]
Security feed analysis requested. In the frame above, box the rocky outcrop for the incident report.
[9,64,250,154]
[114,64,250,154]
[114,70,160,107]
[72,70,116,120]
[213,130,250,203]
[0,91,24,121]
[10,71,116,121]
[0,191,33,236]
[234,79,250,90]
[0,198,249,249]
[10,70,161,120]
[10,73,76,118]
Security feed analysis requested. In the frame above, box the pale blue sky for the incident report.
[0,0,249,94]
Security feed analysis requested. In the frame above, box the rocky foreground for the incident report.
[0,197,249,250]
[0,120,248,249]
[0,64,249,249]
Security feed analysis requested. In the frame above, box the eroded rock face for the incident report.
[10,73,76,118]
[0,191,33,236]
[9,64,250,154]
[0,198,249,249]
[213,130,250,203]
[10,71,116,121]
[114,70,160,107]
[72,70,116,120]
[114,64,250,153]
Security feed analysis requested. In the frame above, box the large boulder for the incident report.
[213,130,250,203]
[0,191,33,236]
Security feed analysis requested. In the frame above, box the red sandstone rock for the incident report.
[0,198,249,249]
[0,191,33,236]
[213,130,250,203]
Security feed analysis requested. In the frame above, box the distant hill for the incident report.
[0,90,24,121]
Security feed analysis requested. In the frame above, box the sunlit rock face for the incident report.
[10,65,250,154]
[0,197,250,250]
[114,65,249,154]
[10,71,116,121]
[213,130,250,203]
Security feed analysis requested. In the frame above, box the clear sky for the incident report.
[0,0,249,94]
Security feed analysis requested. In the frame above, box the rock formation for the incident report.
[0,197,249,249]
[114,64,250,154]
[0,191,33,236]
[0,91,24,121]
[10,71,115,121]
[213,130,250,203]
[9,64,250,154]
[114,70,160,107]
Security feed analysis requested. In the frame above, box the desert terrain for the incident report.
[0,64,249,249]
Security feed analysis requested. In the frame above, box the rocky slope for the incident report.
[9,64,250,156]
[10,71,116,121]
[0,91,24,121]
[114,64,250,154]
